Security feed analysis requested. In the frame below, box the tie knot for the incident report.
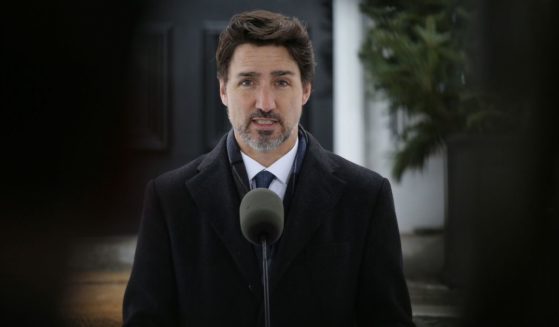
[254,171,275,189]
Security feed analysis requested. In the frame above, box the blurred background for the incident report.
[1,0,557,326]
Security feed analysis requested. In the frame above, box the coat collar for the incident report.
[185,136,263,298]
[185,131,346,298]
[269,132,346,292]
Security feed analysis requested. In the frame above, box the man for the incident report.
[123,10,414,327]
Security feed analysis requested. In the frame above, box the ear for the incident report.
[219,78,228,107]
[302,82,312,105]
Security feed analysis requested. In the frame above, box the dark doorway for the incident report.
[117,0,333,234]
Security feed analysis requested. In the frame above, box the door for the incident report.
[119,0,333,233]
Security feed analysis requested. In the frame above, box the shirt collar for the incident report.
[241,137,299,185]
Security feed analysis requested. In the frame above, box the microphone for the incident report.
[239,188,284,327]
[239,188,284,245]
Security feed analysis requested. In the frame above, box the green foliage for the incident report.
[360,0,500,180]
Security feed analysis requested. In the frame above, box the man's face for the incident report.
[219,44,311,155]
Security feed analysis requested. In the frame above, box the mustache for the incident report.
[248,110,282,122]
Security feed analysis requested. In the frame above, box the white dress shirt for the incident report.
[241,138,299,200]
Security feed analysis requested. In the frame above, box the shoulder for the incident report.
[140,155,207,203]
[325,151,389,192]
[315,150,396,216]
[150,134,229,193]
[154,155,205,187]
[304,132,388,192]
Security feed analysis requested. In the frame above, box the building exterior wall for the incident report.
[333,0,445,233]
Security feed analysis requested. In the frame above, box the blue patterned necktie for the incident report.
[254,170,275,189]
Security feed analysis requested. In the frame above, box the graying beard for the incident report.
[239,129,290,153]
[228,108,292,153]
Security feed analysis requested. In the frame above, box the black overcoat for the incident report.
[123,131,414,327]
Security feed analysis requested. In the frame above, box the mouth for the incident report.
[246,110,282,132]
[252,118,277,126]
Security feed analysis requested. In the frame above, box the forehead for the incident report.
[228,44,300,77]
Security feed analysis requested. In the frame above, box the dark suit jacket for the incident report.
[123,131,414,327]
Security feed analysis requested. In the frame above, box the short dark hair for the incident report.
[216,10,315,84]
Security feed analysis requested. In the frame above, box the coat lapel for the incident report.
[270,136,346,292]
[185,138,263,299]
[183,133,346,298]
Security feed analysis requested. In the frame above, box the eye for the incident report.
[275,79,290,87]
[239,79,254,87]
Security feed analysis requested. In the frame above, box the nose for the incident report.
[255,86,276,112]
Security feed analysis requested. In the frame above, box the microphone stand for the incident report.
[261,237,271,327]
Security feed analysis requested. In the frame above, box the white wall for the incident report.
[333,0,445,233]
[333,0,365,166]
[366,99,446,233]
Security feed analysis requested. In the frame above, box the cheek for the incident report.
[230,92,254,108]
[226,99,249,122]
[286,99,303,119]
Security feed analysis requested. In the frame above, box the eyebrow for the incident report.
[271,70,295,77]
[235,70,295,78]
[237,72,259,78]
